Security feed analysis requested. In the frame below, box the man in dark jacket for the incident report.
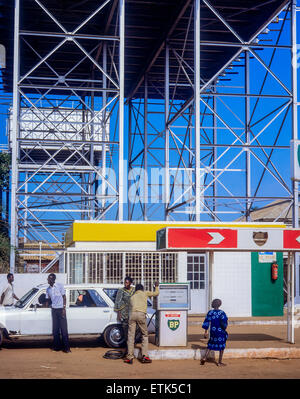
[114,276,134,355]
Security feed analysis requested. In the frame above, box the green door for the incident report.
[251,252,283,316]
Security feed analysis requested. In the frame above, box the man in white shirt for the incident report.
[45,273,71,353]
[0,273,19,306]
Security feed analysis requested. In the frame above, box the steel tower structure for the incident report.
[4,0,298,270]
[127,0,297,224]
[9,0,125,269]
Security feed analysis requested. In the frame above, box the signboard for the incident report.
[258,252,277,263]
[25,264,39,273]
[154,283,190,311]
[157,227,300,252]
[166,228,237,249]
[283,230,300,249]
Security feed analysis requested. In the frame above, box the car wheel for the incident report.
[103,325,126,348]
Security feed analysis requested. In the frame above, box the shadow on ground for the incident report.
[2,336,107,350]
[188,333,283,342]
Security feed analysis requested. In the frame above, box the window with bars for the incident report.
[106,253,123,283]
[126,253,142,286]
[88,253,104,284]
[66,251,178,289]
[187,254,206,289]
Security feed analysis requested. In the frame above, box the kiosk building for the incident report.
[64,220,285,317]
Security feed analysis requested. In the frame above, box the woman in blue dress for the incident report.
[201,298,228,366]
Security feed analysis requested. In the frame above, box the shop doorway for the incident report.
[187,253,208,314]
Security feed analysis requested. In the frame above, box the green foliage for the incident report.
[0,152,10,272]
[0,232,10,273]
[0,152,10,189]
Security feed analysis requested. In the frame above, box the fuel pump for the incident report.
[153,283,190,347]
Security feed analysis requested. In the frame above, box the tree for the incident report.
[0,152,10,272]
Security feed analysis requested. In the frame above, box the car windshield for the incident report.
[15,288,39,308]
[103,288,118,303]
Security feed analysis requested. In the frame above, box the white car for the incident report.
[0,283,156,348]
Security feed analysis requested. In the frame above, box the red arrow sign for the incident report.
[283,230,300,249]
[167,228,238,249]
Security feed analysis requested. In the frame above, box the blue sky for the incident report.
[0,5,299,236]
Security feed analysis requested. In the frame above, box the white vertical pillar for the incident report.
[287,252,295,344]
[212,88,217,219]
[10,0,21,272]
[177,252,187,282]
[290,0,298,343]
[102,43,107,214]
[208,251,213,313]
[194,0,201,221]
[24,172,28,243]
[103,252,107,283]
[245,50,251,221]
[165,42,170,220]
[144,74,148,220]
[118,0,125,220]
[128,100,132,219]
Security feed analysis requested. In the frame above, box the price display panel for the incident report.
[156,283,190,310]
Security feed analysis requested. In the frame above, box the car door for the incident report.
[2,309,21,334]
[20,290,52,335]
[67,288,113,334]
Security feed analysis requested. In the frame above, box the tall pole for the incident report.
[128,100,132,219]
[10,0,20,272]
[213,84,217,220]
[165,42,170,220]
[290,0,298,344]
[102,43,107,216]
[118,0,125,220]
[194,0,201,221]
[144,74,148,220]
[245,50,251,221]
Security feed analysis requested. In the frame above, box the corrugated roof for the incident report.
[1,0,289,99]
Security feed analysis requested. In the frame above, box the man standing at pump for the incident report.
[114,276,135,356]
[124,281,159,364]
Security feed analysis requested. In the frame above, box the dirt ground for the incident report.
[1,337,300,380]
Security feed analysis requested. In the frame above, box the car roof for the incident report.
[35,283,123,289]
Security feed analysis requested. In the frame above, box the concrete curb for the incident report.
[134,347,300,360]
[189,321,300,326]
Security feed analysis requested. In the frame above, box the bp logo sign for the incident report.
[168,319,180,331]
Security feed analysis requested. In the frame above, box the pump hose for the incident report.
[147,311,156,327]
[103,349,125,359]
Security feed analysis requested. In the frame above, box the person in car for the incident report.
[45,273,71,353]
[36,293,50,308]
[124,281,159,364]
[114,276,134,356]
[76,291,94,307]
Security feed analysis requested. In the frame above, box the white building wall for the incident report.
[0,273,67,300]
[212,252,252,317]
[177,252,187,282]
[71,241,156,251]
